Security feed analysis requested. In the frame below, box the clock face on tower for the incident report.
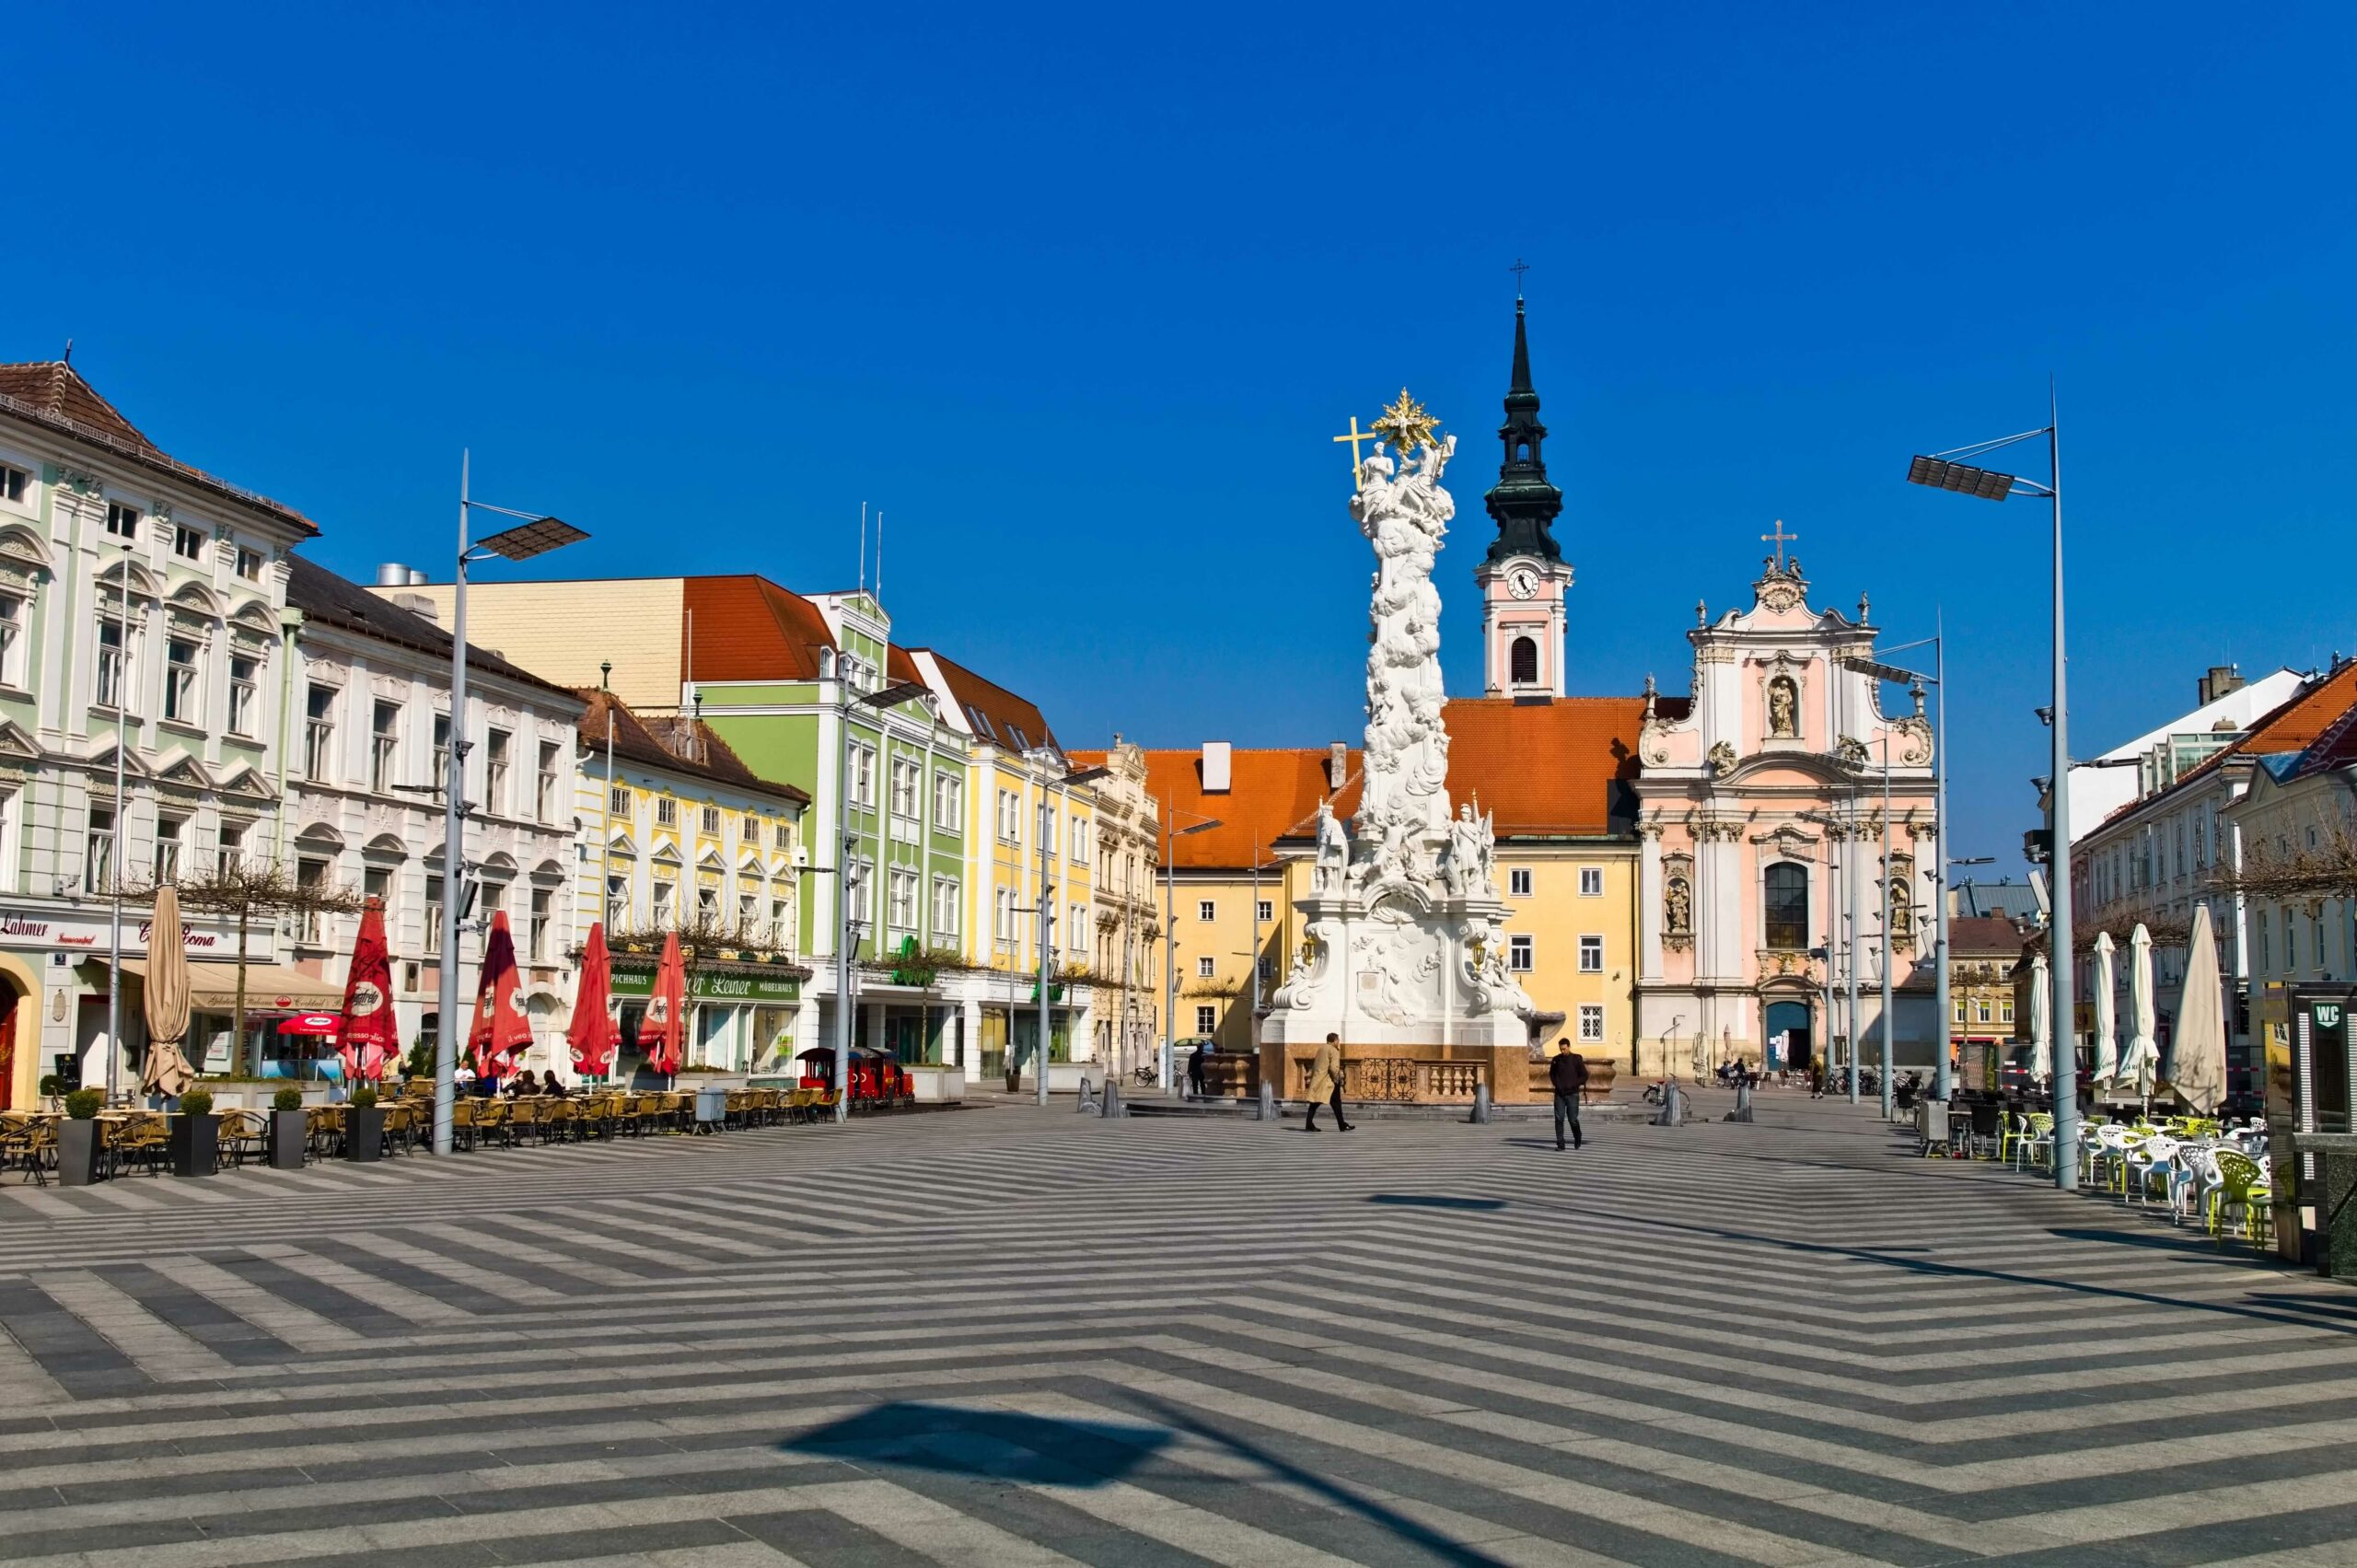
[1506,566,1538,600]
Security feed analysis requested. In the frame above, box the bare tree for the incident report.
[2209,820,2357,903]
[122,860,364,1075]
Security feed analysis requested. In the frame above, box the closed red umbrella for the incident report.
[468,911,532,1080]
[639,929,685,1077]
[338,897,399,1083]
[567,921,621,1078]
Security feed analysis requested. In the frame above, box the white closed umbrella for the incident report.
[2028,952,2052,1088]
[2120,923,2160,1100]
[2171,903,2228,1115]
[2091,932,2119,1095]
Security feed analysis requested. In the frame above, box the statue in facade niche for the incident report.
[1666,875,1693,935]
[1768,675,1798,738]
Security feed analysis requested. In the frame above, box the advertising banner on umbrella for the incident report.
[568,921,621,1077]
[469,911,533,1080]
[639,929,686,1076]
[338,897,399,1083]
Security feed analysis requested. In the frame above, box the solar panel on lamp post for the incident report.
[434,453,588,1157]
[1906,391,2076,1189]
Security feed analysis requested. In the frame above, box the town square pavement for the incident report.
[0,1095,2352,1566]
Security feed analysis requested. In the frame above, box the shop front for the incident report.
[610,959,807,1077]
[0,904,279,1105]
[979,979,1081,1082]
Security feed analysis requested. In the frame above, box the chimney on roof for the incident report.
[2197,665,2244,704]
[1202,741,1231,794]
[1327,742,1348,791]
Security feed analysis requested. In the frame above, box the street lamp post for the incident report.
[830,674,930,1124]
[103,543,131,1104]
[1158,812,1221,1092]
[1033,761,1109,1109]
[1906,393,2076,1187]
[432,452,589,1156]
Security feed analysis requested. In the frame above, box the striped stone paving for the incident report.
[0,1097,2351,1566]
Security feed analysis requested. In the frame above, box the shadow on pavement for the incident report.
[782,1401,1170,1487]
[1369,1194,1508,1211]
[1131,1393,1515,1568]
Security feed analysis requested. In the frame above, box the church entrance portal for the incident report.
[1764,999,1811,1072]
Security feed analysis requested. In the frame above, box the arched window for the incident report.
[1763,863,1809,951]
[1509,636,1538,684]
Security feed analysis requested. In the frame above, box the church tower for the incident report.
[1476,296,1573,697]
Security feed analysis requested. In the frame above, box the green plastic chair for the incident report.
[2209,1149,2272,1245]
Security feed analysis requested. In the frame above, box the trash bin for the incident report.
[694,1087,727,1130]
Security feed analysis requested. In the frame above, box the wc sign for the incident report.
[2316,1004,2343,1030]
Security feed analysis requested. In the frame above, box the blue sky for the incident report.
[9,3,2352,871]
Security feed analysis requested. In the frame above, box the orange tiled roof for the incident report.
[1089,696,1656,871]
[0,360,317,534]
[1064,746,1357,871]
[681,575,836,681]
[2094,660,2357,830]
[913,646,1060,754]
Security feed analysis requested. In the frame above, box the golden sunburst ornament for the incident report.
[1372,387,1439,452]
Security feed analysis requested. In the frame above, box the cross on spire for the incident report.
[1509,257,1529,299]
[1761,518,1798,570]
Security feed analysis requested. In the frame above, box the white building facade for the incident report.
[0,362,314,1106]
[282,558,583,1077]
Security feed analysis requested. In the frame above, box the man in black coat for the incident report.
[1549,1040,1587,1151]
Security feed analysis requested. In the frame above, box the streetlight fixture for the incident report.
[431,455,587,1156]
[1027,762,1109,1109]
[1906,391,2077,1188]
[829,675,930,1124]
[1797,807,1862,1105]
[1841,627,1952,1109]
[1160,813,1221,1091]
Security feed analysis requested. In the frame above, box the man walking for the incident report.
[1303,1032,1351,1132]
[1186,1040,1209,1099]
[1550,1038,1586,1150]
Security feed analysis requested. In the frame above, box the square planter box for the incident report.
[344,1106,385,1163]
[57,1120,102,1186]
[269,1109,308,1169]
[168,1113,219,1178]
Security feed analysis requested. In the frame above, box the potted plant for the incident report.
[345,1084,384,1164]
[57,1089,104,1186]
[269,1085,308,1169]
[37,1073,64,1110]
[169,1088,219,1178]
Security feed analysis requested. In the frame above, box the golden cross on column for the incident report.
[1761,518,1798,570]
[1331,415,1385,487]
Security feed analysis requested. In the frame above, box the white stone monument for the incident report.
[1260,392,1534,1098]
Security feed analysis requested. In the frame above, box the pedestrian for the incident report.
[1302,1032,1351,1132]
[1808,1059,1825,1099]
[1187,1040,1209,1099]
[1549,1039,1586,1150]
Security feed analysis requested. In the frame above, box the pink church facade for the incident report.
[1632,555,1939,1077]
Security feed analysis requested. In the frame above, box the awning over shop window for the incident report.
[117,958,343,1014]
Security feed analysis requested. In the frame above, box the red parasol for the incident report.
[468,910,533,1079]
[567,921,621,1077]
[337,896,399,1083]
[639,928,686,1076]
